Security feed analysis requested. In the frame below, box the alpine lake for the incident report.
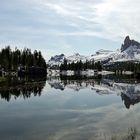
[0,74,140,140]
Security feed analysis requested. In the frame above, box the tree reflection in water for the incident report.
[0,76,46,101]
[1,74,140,109]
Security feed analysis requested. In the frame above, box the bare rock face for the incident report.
[49,54,65,62]
[121,36,140,52]
[48,54,65,67]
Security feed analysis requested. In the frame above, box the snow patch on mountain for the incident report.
[66,53,88,63]
[48,36,140,67]
[89,49,117,62]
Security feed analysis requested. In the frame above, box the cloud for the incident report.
[38,0,140,41]
[0,0,140,60]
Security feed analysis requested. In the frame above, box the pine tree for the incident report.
[0,46,47,71]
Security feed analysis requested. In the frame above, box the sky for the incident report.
[0,0,140,60]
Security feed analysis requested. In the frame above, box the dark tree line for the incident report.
[0,46,47,71]
[60,59,102,71]
[0,82,45,102]
[0,76,46,101]
[104,61,140,73]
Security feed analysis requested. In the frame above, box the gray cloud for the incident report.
[0,0,140,60]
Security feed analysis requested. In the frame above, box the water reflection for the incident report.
[47,75,140,109]
[0,75,140,109]
[0,76,46,101]
[121,93,140,109]
[0,75,140,140]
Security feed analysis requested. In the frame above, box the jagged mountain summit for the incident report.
[48,36,140,67]
[121,36,140,52]
[114,36,140,62]
[48,53,88,67]
[48,54,65,67]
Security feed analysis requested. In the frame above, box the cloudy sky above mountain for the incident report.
[0,0,140,60]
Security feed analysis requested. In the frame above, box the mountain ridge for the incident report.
[48,36,140,67]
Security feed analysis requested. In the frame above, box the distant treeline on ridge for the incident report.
[60,59,102,71]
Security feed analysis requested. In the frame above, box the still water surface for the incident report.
[0,75,140,140]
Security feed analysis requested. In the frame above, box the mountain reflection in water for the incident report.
[47,75,140,109]
[0,75,140,140]
[0,75,140,109]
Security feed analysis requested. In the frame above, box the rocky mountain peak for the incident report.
[48,54,65,67]
[48,36,140,67]
[121,36,140,52]
[49,54,64,61]
[74,53,80,56]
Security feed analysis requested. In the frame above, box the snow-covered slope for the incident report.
[91,45,140,63]
[89,49,117,62]
[66,53,88,63]
[112,45,140,62]
[48,53,88,67]
[48,36,140,67]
